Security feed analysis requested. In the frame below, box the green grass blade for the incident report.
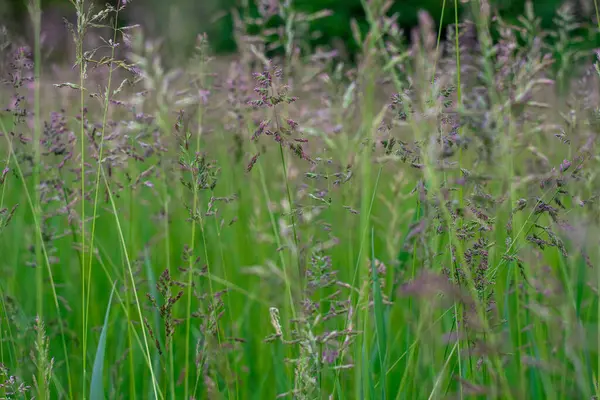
[90,283,117,400]
[370,227,387,398]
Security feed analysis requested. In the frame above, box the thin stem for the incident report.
[28,0,73,397]
[595,1,600,396]
[84,1,124,398]
[83,2,161,396]
[73,0,88,393]
[278,142,301,288]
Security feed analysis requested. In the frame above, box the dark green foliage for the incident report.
[0,0,594,58]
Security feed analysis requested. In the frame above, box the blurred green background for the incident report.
[0,0,595,60]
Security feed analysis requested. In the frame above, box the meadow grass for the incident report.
[1,0,600,399]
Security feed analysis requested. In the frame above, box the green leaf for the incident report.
[90,283,116,400]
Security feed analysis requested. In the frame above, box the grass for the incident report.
[1,0,600,399]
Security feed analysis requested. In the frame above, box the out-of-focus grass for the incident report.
[0,0,599,399]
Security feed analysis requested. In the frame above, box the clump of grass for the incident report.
[1,0,600,398]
